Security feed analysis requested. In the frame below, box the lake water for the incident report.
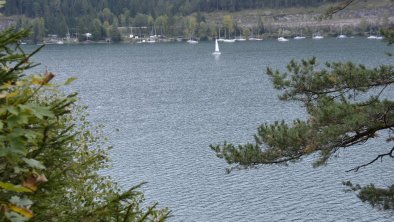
[30,38,393,221]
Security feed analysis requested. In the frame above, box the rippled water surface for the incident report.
[30,38,393,221]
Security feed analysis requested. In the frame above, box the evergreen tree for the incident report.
[110,24,122,42]
[31,18,45,44]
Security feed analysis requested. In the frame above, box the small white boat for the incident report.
[236,32,247,42]
[236,32,246,41]
[294,30,306,40]
[277,37,289,42]
[376,36,384,40]
[337,26,347,38]
[187,39,198,44]
[294,36,306,40]
[57,40,64,44]
[223,39,236,43]
[212,39,221,55]
[249,37,263,41]
[217,38,225,42]
[367,35,378,39]
[312,35,324,40]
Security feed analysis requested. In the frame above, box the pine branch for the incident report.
[324,0,355,17]
[346,146,394,172]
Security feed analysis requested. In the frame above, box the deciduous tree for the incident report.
[0,28,169,221]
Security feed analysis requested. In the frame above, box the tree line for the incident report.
[3,0,342,17]
[2,0,341,42]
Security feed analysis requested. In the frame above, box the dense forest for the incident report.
[0,0,377,42]
[3,0,342,17]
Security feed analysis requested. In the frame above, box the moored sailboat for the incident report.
[337,26,347,39]
[278,37,289,42]
[294,30,306,40]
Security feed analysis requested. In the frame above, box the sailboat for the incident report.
[294,30,306,40]
[367,34,378,39]
[223,39,236,43]
[277,37,289,42]
[212,39,221,55]
[187,38,198,44]
[147,25,157,43]
[217,27,225,42]
[277,28,289,42]
[312,32,324,40]
[187,28,199,44]
[249,37,263,41]
[367,29,382,39]
[337,26,347,39]
[249,28,262,41]
[187,35,198,44]
[222,28,236,43]
[236,30,246,41]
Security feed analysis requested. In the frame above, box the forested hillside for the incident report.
[3,0,341,17]
[0,0,341,41]
[1,0,392,43]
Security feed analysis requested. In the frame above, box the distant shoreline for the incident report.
[4,0,393,44]
[18,35,386,46]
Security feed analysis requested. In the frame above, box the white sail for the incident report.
[212,39,221,55]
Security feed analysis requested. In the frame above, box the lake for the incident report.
[30,38,393,221]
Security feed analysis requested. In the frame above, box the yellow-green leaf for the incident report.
[64,77,77,85]
[9,204,33,218]
[0,182,33,193]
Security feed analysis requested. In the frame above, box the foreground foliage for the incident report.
[0,28,169,221]
[211,29,394,210]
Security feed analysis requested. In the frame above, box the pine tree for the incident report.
[211,27,394,210]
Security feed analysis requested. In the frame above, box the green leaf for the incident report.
[0,107,7,115]
[8,137,27,155]
[30,105,54,119]
[64,77,77,85]
[22,158,46,170]
[7,106,19,115]
[6,116,18,128]
[0,148,6,157]
[0,182,32,193]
